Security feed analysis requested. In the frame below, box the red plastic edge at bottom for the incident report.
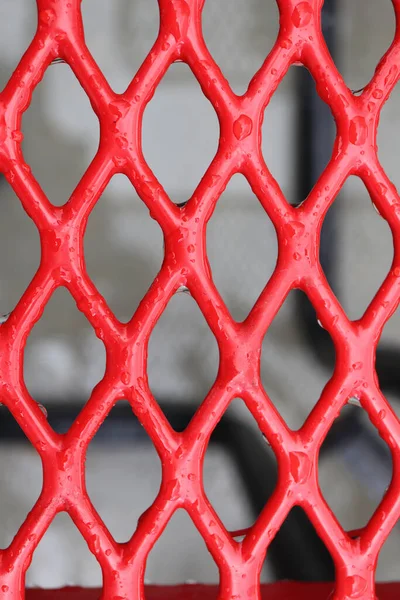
[25,582,400,599]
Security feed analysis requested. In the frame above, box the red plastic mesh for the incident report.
[0,0,400,599]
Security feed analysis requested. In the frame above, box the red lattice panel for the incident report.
[0,1,400,599]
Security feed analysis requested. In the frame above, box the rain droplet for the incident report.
[289,452,311,484]
[211,534,224,549]
[372,89,383,100]
[11,130,23,142]
[349,116,368,146]
[348,397,361,408]
[372,202,382,217]
[39,8,56,25]
[385,65,398,87]
[176,286,190,295]
[37,403,48,418]
[262,433,271,447]
[344,575,367,598]
[233,115,253,140]
[291,3,313,28]
[121,372,130,385]
[352,362,363,371]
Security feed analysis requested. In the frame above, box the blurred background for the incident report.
[0,0,399,589]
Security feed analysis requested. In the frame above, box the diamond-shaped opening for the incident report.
[202,0,279,95]
[266,506,334,581]
[82,0,159,93]
[85,400,161,543]
[376,304,400,420]
[26,512,102,588]
[0,181,40,314]
[263,66,336,206]
[261,290,335,430]
[321,176,393,321]
[338,0,395,92]
[22,64,99,206]
[84,174,163,323]
[378,83,400,195]
[0,1,36,90]
[319,404,392,533]
[142,62,219,205]
[377,522,400,581]
[145,509,218,583]
[262,67,297,206]
[203,398,278,537]
[207,174,278,322]
[0,407,42,549]
[23,287,106,432]
[147,292,219,431]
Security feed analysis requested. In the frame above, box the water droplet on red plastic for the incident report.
[90,534,100,554]
[378,183,387,196]
[262,433,271,447]
[352,362,363,371]
[37,403,48,417]
[39,9,56,25]
[11,130,23,142]
[385,65,398,87]
[285,221,305,238]
[372,89,383,100]
[289,452,311,484]
[344,575,367,598]
[176,286,190,295]
[166,478,180,501]
[281,38,292,49]
[349,117,367,146]
[348,397,361,408]
[212,534,224,549]
[0,312,11,325]
[292,3,313,28]
[121,372,130,385]
[233,115,253,140]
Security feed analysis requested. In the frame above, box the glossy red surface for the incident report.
[0,0,400,599]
